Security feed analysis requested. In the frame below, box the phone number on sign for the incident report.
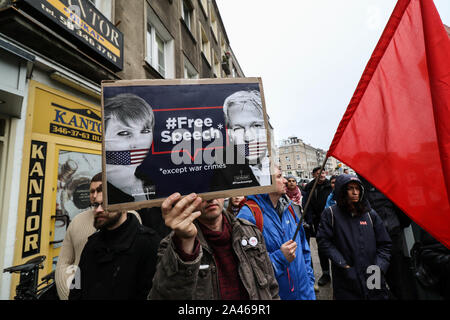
[49,124,102,142]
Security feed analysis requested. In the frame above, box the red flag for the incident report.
[328,0,450,248]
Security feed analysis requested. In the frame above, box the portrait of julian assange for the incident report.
[210,89,272,190]
[104,93,156,205]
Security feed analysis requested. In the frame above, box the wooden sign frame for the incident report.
[101,77,276,211]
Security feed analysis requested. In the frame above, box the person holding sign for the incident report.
[210,90,271,191]
[104,93,156,204]
[148,193,280,300]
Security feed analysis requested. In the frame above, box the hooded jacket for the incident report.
[237,194,316,300]
[149,210,280,300]
[316,174,392,300]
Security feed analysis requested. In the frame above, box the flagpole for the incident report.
[292,155,329,241]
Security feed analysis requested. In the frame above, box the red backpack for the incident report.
[243,196,298,232]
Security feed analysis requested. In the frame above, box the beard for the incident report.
[94,211,122,230]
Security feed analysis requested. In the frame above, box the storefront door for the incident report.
[48,146,101,268]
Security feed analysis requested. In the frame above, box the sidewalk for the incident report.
[310,238,333,300]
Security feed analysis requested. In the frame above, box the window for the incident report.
[181,0,193,31]
[210,7,218,41]
[232,65,237,77]
[200,0,208,15]
[88,0,113,20]
[287,165,292,170]
[220,36,226,55]
[213,51,220,77]
[200,25,211,63]
[184,56,198,79]
[146,5,175,78]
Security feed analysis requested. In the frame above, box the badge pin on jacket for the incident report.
[249,237,258,246]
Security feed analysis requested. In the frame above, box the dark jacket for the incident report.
[69,213,160,300]
[149,210,280,300]
[316,174,392,300]
[358,175,411,235]
[138,207,171,239]
[304,178,332,232]
[411,226,450,299]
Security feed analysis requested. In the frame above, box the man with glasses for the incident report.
[68,181,159,300]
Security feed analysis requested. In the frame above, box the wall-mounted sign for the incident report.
[32,87,102,143]
[22,140,47,258]
[22,0,123,70]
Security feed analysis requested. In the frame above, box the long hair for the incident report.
[336,182,368,216]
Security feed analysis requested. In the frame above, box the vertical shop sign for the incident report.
[22,140,47,258]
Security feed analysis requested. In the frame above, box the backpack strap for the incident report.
[244,200,264,232]
[288,205,298,222]
[329,206,334,228]
[367,210,374,227]
[244,198,298,232]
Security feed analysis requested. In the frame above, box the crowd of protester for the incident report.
[53,168,449,301]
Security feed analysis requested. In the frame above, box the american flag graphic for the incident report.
[237,142,267,158]
[106,149,149,165]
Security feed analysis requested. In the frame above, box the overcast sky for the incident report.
[216,0,450,150]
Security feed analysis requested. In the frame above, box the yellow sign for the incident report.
[33,88,102,143]
[11,81,101,299]
[46,0,121,57]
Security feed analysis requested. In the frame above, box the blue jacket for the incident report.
[325,191,336,209]
[237,194,316,300]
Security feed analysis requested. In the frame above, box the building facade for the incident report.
[278,136,346,179]
[278,136,318,179]
[0,0,244,299]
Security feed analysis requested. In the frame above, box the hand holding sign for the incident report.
[161,193,202,254]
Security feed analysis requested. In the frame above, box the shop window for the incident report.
[52,149,102,249]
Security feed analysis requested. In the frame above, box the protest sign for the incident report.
[101,78,276,211]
